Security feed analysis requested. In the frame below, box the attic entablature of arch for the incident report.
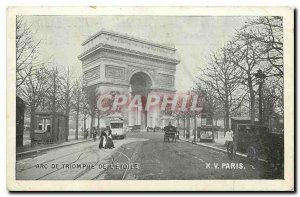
[78,30,180,64]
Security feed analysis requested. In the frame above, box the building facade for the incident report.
[78,30,180,129]
[34,111,68,143]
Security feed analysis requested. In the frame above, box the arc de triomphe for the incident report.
[78,30,180,129]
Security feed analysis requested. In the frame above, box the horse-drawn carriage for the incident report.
[163,125,177,142]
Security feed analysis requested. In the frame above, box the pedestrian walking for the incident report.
[99,128,107,149]
[105,128,115,149]
[224,129,234,150]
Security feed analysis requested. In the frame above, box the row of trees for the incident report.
[160,17,283,136]
[197,16,283,131]
[16,16,92,141]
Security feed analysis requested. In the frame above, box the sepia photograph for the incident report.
[6,7,294,191]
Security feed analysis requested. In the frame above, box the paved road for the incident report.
[16,132,282,180]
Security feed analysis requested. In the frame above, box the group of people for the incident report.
[84,127,100,141]
[98,126,115,149]
[82,126,115,149]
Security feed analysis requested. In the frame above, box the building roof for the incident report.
[82,29,176,51]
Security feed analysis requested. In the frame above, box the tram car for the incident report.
[108,117,127,140]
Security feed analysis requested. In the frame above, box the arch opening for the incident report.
[129,72,152,94]
[128,72,154,129]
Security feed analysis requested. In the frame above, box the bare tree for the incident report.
[241,16,284,122]
[81,85,99,137]
[71,79,84,140]
[18,65,49,143]
[228,17,283,123]
[16,16,41,90]
[262,77,284,120]
[199,48,245,130]
[60,66,72,141]
[81,93,91,136]
[242,17,283,77]
[227,40,257,123]
[194,85,223,128]
[196,16,283,131]
[43,66,62,141]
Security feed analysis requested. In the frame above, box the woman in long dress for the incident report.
[105,128,115,149]
[99,129,107,149]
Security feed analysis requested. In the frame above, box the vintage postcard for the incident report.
[7,7,294,191]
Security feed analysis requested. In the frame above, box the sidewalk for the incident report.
[17,135,93,156]
[179,133,267,163]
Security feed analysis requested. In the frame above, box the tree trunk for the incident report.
[75,110,79,140]
[248,77,256,124]
[223,115,226,137]
[224,87,230,131]
[52,114,56,142]
[90,111,95,138]
[30,106,36,146]
[65,114,69,142]
[193,114,197,137]
[215,117,218,139]
[84,116,87,132]
[65,67,70,141]
[183,117,186,137]
[52,69,57,142]
[258,83,263,124]
[186,115,190,139]
[225,102,230,130]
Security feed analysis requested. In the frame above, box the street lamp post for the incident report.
[254,69,266,125]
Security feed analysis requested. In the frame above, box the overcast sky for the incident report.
[24,15,247,91]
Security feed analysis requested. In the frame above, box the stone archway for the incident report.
[128,72,152,129]
[78,30,180,131]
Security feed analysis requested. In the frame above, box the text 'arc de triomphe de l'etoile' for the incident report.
[78,30,180,129]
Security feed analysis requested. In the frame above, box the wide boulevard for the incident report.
[16,132,281,180]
